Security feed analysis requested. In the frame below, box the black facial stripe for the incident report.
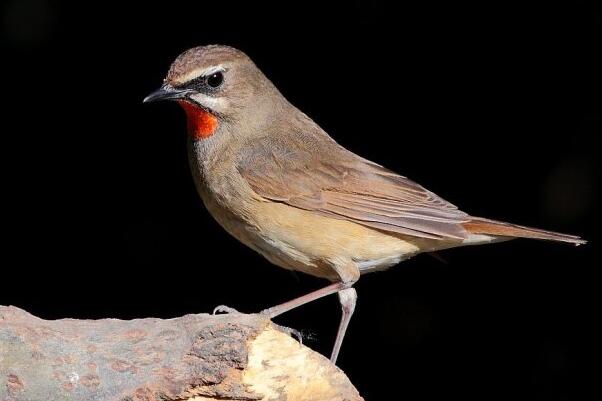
[178,71,224,94]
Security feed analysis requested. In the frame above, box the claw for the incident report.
[212,305,241,315]
[272,323,303,344]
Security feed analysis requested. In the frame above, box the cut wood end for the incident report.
[247,325,362,401]
[184,324,363,401]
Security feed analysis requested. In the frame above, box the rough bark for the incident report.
[0,306,362,401]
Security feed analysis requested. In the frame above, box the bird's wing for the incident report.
[238,135,470,240]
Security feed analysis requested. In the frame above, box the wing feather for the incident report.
[237,134,470,240]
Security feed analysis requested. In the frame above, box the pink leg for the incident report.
[260,281,358,364]
[260,281,351,318]
[330,288,357,363]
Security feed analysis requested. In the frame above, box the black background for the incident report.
[1,1,600,399]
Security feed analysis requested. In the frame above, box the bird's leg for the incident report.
[330,288,357,363]
[213,282,349,318]
[213,282,349,317]
[260,281,358,361]
[220,279,358,355]
[260,281,352,319]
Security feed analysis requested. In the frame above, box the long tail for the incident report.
[462,217,586,246]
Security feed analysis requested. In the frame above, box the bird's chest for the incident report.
[187,142,270,254]
[189,157,315,273]
[190,160,252,233]
[198,187,311,275]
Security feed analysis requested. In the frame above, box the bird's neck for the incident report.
[177,101,218,139]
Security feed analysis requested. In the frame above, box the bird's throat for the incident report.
[177,101,218,139]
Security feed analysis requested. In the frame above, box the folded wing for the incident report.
[238,135,470,240]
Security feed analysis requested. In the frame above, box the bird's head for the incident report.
[144,45,280,140]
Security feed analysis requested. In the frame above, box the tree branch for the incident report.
[0,306,362,401]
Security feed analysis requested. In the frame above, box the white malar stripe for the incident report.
[189,93,229,111]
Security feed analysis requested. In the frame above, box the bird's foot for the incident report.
[212,305,241,315]
[272,323,303,344]
[259,307,276,319]
[213,306,302,343]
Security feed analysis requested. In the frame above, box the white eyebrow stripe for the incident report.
[176,65,225,84]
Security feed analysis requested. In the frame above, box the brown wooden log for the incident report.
[0,306,362,401]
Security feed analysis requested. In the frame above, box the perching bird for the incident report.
[144,45,585,364]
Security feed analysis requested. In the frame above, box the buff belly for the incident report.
[202,194,441,281]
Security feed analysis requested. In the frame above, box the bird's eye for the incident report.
[207,72,224,88]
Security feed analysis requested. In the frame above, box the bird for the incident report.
[144,45,585,364]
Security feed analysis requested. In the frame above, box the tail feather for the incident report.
[463,217,586,246]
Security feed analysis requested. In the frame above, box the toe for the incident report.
[272,323,303,344]
[212,305,240,315]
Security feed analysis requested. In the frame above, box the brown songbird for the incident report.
[144,45,585,363]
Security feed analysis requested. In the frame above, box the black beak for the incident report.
[143,85,192,103]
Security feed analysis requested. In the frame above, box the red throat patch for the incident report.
[177,101,218,139]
